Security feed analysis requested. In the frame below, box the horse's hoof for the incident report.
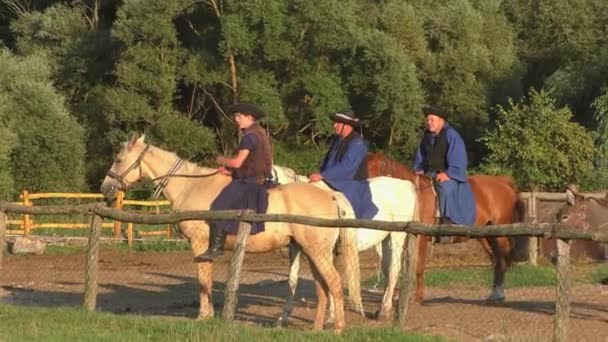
[197,312,214,320]
[484,296,506,305]
[274,317,287,328]
[325,316,335,325]
[376,309,393,322]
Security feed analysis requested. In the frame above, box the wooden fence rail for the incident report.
[7,191,171,244]
[7,189,605,260]
[0,201,604,342]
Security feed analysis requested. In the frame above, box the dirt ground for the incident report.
[1,239,607,342]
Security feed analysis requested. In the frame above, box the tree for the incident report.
[0,49,86,195]
[101,0,216,158]
[399,0,526,162]
[501,0,608,92]
[479,89,594,189]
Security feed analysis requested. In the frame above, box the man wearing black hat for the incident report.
[195,102,273,262]
[309,111,378,219]
[413,106,476,230]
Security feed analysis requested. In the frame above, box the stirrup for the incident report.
[193,248,224,262]
[434,236,454,244]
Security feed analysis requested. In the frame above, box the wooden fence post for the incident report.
[127,222,134,247]
[0,210,6,271]
[83,213,104,311]
[553,238,571,342]
[223,220,252,321]
[113,191,124,239]
[22,190,32,236]
[397,233,418,328]
[528,191,538,266]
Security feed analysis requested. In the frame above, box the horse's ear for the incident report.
[566,189,576,206]
[127,134,145,149]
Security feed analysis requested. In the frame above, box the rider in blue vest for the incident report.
[413,106,476,229]
[309,111,378,219]
[194,103,273,262]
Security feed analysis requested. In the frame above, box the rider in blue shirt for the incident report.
[309,111,378,219]
[413,106,476,227]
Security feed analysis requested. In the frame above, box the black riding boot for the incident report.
[194,225,227,262]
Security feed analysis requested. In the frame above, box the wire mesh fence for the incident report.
[0,198,607,341]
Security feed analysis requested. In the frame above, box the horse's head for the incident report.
[558,188,608,232]
[100,135,150,203]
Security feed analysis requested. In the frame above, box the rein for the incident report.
[106,144,219,198]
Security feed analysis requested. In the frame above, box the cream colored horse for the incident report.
[271,165,417,322]
[100,135,357,333]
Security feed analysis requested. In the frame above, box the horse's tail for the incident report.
[337,227,364,315]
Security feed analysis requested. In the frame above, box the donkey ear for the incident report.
[566,189,576,206]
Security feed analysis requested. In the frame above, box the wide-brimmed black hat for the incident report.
[227,102,265,120]
[330,110,361,127]
[422,105,448,121]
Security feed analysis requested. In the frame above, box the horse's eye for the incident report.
[560,215,569,221]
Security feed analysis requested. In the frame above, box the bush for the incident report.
[478,89,594,190]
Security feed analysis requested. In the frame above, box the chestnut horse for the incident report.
[368,152,525,302]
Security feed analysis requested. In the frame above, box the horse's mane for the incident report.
[147,144,219,176]
[368,152,418,181]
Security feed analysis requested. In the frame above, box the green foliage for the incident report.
[2,0,608,193]
[273,140,326,176]
[479,90,594,190]
[577,86,608,191]
[413,0,524,144]
[101,0,216,160]
[0,49,86,195]
[501,0,608,90]
[148,112,216,161]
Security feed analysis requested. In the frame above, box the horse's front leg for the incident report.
[373,242,384,289]
[485,237,507,303]
[414,235,430,303]
[276,241,301,327]
[190,229,214,319]
[377,232,406,320]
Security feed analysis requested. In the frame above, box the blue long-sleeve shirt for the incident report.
[413,123,468,182]
[320,135,368,181]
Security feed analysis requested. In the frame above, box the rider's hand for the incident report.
[308,173,323,182]
[218,166,232,176]
[435,172,450,183]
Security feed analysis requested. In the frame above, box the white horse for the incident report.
[271,165,417,322]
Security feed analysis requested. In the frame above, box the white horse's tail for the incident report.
[338,227,364,316]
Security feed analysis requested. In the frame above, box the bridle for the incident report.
[106,145,151,191]
[105,144,219,198]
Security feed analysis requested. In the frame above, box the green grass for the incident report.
[0,304,447,342]
[426,264,559,288]
[586,262,608,284]
[365,263,608,289]
[40,239,191,255]
[131,238,191,252]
